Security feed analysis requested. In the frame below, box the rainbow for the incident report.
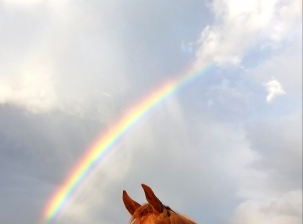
[43,63,215,223]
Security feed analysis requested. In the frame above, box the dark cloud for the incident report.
[0,105,104,223]
[246,112,302,192]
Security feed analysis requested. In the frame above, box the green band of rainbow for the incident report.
[43,63,215,223]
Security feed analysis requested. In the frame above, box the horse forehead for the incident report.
[131,207,196,224]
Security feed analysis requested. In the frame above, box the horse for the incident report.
[123,184,197,224]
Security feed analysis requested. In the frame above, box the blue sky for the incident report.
[0,0,302,223]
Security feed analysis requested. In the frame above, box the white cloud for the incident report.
[0,62,58,113]
[0,0,129,117]
[264,78,286,102]
[269,0,302,43]
[248,35,302,97]
[2,0,43,6]
[231,191,302,224]
[195,0,302,66]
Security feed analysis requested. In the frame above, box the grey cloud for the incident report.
[0,105,105,223]
[246,112,302,192]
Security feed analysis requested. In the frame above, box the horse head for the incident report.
[123,184,196,224]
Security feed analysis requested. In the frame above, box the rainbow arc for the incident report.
[43,63,215,223]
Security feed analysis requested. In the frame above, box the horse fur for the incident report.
[123,184,196,224]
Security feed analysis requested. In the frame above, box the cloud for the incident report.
[0,61,58,113]
[248,35,302,97]
[195,0,302,66]
[231,191,302,224]
[263,78,285,102]
[0,0,301,223]
[191,1,302,223]
[0,0,129,118]
[2,0,43,6]
[230,111,302,224]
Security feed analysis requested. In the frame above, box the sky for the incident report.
[0,0,302,223]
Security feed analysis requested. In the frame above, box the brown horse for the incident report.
[123,184,197,224]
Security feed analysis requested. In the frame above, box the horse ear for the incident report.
[123,190,141,215]
[141,184,163,213]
